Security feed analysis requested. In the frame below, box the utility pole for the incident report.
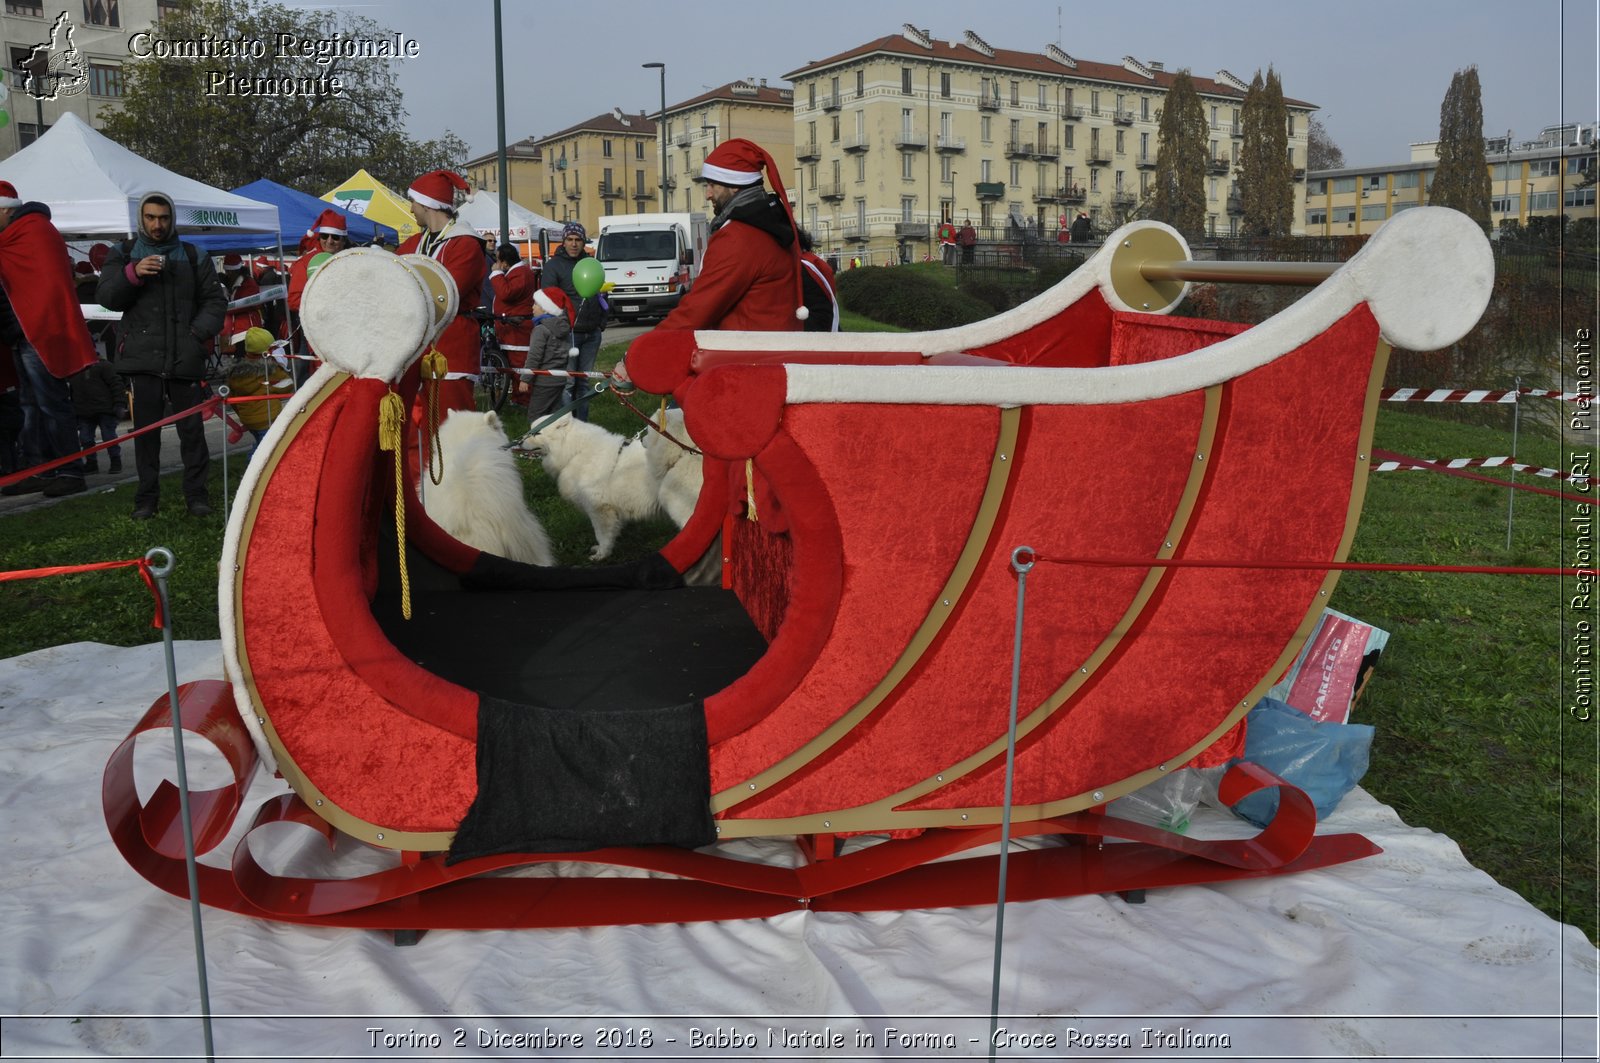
[644,63,667,211]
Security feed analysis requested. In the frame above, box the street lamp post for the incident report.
[643,62,667,211]
[701,124,718,150]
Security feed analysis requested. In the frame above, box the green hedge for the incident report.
[835,267,996,330]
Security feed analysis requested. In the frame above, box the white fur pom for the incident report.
[569,346,580,358]
[796,305,810,321]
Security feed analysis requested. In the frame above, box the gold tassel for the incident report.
[745,458,758,522]
[420,349,447,485]
[657,395,667,431]
[377,390,412,621]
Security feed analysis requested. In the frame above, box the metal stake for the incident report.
[216,385,230,527]
[990,545,1034,1060]
[146,547,216,1063]
[1506,377,1520,549]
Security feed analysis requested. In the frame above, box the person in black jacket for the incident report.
[541,222,606,421]
[95,191,226,518]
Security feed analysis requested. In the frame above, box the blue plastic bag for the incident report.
[1229,697,1374,827]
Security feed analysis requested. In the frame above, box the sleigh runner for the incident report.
[106,210,1493,929]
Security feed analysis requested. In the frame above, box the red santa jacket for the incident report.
[489,259,535,360]
[399,222,487,380]
[0,207,97,379]
[221,271,263,344]
[657,219,801,334]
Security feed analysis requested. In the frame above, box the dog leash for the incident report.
[610,387,702,457]
[507,379,614,449]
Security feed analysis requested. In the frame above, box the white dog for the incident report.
[642,407,704,528]
[424,409,554,566]
[524,410,712,561]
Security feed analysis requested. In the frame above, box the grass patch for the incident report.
[0,345,1590,943]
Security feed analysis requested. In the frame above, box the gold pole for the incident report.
[1138,259,1339,285]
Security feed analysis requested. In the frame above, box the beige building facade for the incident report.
[1304,122,1599,237]
[463,135,543,212]
[531,109,659,235]
[784,25,1314,263]
[1,0,162,160]
[656,79,795,215]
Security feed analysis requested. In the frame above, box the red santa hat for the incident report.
[699,138,808,322]
[533,286,575,327]
[407,170,470,212]
[222,252,243,268]
[89,243,110,270]
[74,260,94,276]
[312,208,348,236]
[0,181,18,209]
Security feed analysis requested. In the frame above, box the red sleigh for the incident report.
[106,210,1493,930]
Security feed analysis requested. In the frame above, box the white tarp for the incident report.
[455,189,564,243]
[1,639,1594,1061]
[0,113,278,237]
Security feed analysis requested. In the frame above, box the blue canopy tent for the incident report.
[186,179,397,254]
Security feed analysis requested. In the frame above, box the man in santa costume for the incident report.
[489,244,535,401]
[654,138,808,335]
[0,180,97,497]
[398,169,484,418]
[286,208,349,385]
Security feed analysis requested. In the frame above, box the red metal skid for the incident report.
[104,681,1380,931]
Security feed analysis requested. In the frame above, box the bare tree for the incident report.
[101,0,467,195]
[1306,115,1346,170]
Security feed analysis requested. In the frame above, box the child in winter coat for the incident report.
[224,326,294,454]
[70,355,124,474]
[525,286,576,420]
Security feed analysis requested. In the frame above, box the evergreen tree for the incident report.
[101,0,466,194]
[1237,68,1294,237]
[1152,70,1209,237]
[1431,67,1492,227]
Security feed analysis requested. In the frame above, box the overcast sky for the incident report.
[325,0,1596,169]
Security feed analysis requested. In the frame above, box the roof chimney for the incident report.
[1045,43,1077,68]
[902,23,932,48]
[1215,69,1250,93]
[963,30,995,57]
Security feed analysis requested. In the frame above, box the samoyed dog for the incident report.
[522,413,660,561]
[642,407,704,528]
[424,409,554,566]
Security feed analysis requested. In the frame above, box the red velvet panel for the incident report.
[708,404,999,795]
[918,306,1381,810]
[725,393,1202,819]
[659,456,731,575]
[970,286,1114,367]
[1109,312,1250,365]
[241,379,478,833]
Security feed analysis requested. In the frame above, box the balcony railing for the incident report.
[1207,154,1232,173]
[820,93,841,112]
[565,188,582,200]
[1004,140,1035,158]
[662,176,677,191]
[541,195,557,206]
[1032,185,1061,203]
[978,93,1000,112]
[1036,140,1059,160]
[1062,104,1084,121]
[818,182,846,201]
[935,134,966,153]
[795,139,821,162]
[1134,152,1158,169]
[894,222,930,239]
[975,180,1005,200]
[842,134,870,153]
[1111,192,1137,209]
[598,182,624,199]
[672,131,692,148]
[1112,109,1135,126]
[893,131,928,150]
[633,187,655,201]
[842,221,869,242]
[1226,195,1244,215]
[1061,187,1087,204]
[1086,150,1112,166]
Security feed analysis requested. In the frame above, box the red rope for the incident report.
[0,557,165,628]
[1032,554,1582,577]
[0,395,224,490]
[1371,448,1594,504]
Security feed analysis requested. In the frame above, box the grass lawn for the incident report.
[0,344,1591,943]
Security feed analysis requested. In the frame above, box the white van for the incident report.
[595,212,711,321]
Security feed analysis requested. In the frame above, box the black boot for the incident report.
[109,454,122,473]
[84,455,99,474]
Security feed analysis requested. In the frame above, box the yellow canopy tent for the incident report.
[321,169,420,243]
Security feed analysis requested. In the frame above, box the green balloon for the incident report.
[571,257,604,299]
[306,251,333,280]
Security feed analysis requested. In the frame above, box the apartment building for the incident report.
[532,109,658,235]
[464,135,543,210]
[1304,122,1599,237]
[656,78,795,215]
[2,0,161,160]
[784,24,1314,262]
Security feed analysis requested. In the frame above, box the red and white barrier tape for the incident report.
[511,367,613,381]
[1381,387,1585,403]
[1371,455,1591,484]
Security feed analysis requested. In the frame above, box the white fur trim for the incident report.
[700,162,763,186]
[533,289,562,316]
[782,207,1491,408]
[314,223,348,235]
[0,196,20,209]
[408,187,453,211]
[300,248,456,382]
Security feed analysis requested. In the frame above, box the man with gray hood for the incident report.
[96,191,225,519]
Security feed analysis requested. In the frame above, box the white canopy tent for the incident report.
[455,189,564,243]
[0,113,278,238]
